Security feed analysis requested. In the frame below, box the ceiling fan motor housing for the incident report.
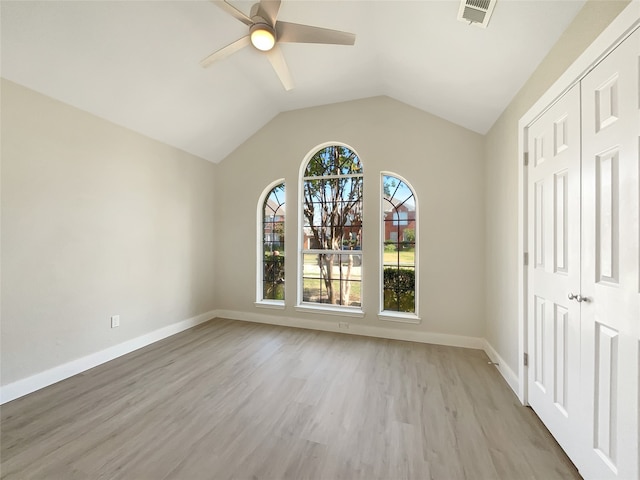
[249,21,276,51]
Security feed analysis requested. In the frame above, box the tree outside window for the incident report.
[262,183,285,301]
[301,145,363,307]
[382,174,417,313]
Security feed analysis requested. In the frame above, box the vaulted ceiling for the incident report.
[1,0,585,164]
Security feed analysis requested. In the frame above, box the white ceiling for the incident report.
[1,0,586,164]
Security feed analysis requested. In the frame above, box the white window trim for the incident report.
[380,171,419,320]
[255,300,286,310]
[378,311,421,324]
[256,178,286,307]
[297,141,364,313]
[295,304,365,318]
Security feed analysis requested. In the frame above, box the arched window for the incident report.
[381,173,418,320]
[299,144,363,311]
[257,181,285,306]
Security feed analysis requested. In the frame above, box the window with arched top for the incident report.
[257,181,285,306]
[381,173,418,320]
[299,144,363,312]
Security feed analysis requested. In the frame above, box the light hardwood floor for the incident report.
[1,318,580,479]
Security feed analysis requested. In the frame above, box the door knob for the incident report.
[568,293,589,303]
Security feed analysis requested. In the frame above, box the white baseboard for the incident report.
[483,339,520,396]
[0,309,216,405]
[214,309,486,350]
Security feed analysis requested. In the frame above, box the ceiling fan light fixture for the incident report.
[204,0,357,91]
[250,23,276,51]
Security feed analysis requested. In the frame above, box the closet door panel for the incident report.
[527,83,582,465]
[580,27,639,480]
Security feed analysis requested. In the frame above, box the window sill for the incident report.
[295,304,365,318]
[255,300,285,310]
[378,312,421,324]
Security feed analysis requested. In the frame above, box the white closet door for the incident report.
[527,84,582,465]
[579,27,640,480]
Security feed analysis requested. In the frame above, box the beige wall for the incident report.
[1,79,217,384]
[215,96,486,339]
[484,0,630,371]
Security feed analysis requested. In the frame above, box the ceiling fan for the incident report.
[201,0,356,91]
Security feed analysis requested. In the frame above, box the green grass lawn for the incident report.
[298,251,411,306]
[383,250,415,266]
[302,251,414,266]
[302,277,361,306]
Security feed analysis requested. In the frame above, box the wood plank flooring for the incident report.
[1,318,580,479]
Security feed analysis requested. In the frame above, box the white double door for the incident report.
[527,28,639,479]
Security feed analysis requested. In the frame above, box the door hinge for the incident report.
[524,152,529,166]
[524,252,529,266]
[524,352,529,367]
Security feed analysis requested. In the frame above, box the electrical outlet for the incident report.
[338,322,350,330]
[111,315,120,328]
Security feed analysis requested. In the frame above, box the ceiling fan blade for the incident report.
[258,0,281,25]
[275,21,356,45]
[211,0,253,26]
[266,45,294,91]
[200,36,250,68]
